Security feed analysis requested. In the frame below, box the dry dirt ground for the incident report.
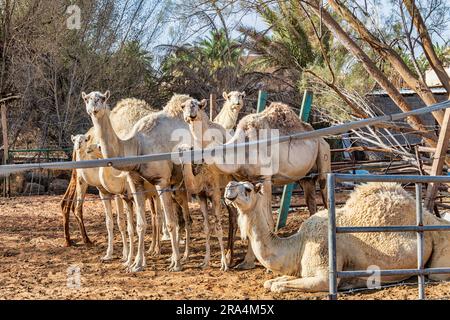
[0,194,449,300]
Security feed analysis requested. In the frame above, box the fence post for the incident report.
[276,90,313,230]
[424,107,450,212]
[416,183,425,300]
[256,90,268,113]
[209,93,217,122]
[327,173,338,300]
[1,103,9,197]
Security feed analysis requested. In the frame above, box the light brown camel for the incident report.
[214,91,245,130]
[183,101,331,269]
[83,91,192,272]
[225,181,450,293]
[179,98,235,270]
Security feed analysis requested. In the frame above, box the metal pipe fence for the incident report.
[327,173,450,300]
[0,99,449,177]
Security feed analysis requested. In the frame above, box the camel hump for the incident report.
[342,182,417,226]
[163,94,191,117]
[237,102,313,135]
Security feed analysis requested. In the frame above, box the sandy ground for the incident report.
[0,194,449,300]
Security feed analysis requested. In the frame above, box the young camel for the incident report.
[83,91,193,272]
[225,181,450,293]
[183,101,331,269]
[179,98,234,271]
[214,91,245,130]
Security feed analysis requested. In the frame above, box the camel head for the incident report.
[181,98,208,124]
[223,91,245,111]
[224,181,263,212]
[71,134,92,152]
[82,90,111,118]
[85,143,103,158]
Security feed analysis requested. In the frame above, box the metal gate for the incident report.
[327,173,450,300]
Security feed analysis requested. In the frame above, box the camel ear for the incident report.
[254,183,264,194]
[85,134,91,142]
[104,90,110,102]
[81,92,87,100]
[71,135,76,143]
[222,91,228,100]
[199,99,207,109]
[240,91,246,98]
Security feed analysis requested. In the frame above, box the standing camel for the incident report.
[179,98,234,270]
[214,91,246,130]
[83,91,193,272]
[182,101,331,269]
[61,98,162,263]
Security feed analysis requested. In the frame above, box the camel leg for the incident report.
[74,178,92,245]
[115,196,128,261]
[225,204,238,266]
[160,211,171,241]
[269,273,329,293]
[147,197,161,257]
[174,190,191,263]
[158,185,182,272]
[60,173,76,247]
[123,199,135,267]
[99,190,114,261]
[199,195,211,269]
[299,178,317,215]
[126,175,147,272]
[235,242,256,270]
[264,276,296,290]
[212,191,228,271]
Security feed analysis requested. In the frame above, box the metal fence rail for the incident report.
[0,99,449,177]
[327,173,450,300]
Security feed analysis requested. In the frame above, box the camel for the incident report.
[224,181,450,293]
[213,91,246,130]
[183,101,331,269]
[179,98,236,270]
[83,91,193,272]
[61,98,163,264]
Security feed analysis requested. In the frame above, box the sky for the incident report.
[153,0,450,49]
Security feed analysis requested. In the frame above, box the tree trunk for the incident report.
[302,0,437,146]
[328,0,444,125]
[403,0,450,96]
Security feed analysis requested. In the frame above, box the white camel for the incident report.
[83,91,193,272]
[225,181,450,293]
[62,98,164,263]
[214,91,246,130]
[183,101,331,269]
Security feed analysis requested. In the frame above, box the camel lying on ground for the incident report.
[184,101,331,269]
[224,181,450,293]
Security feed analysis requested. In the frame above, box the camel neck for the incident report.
[243,199,303,276]
[91,113,123,159]
[215,103,239,129]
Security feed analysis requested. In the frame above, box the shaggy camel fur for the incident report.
[84,91,192,272]
[180,98,238,270]
[214,91,245,130]
[184,101,331,269]
[225,181,450,293]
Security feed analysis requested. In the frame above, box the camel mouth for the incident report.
[225,194,238,201]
